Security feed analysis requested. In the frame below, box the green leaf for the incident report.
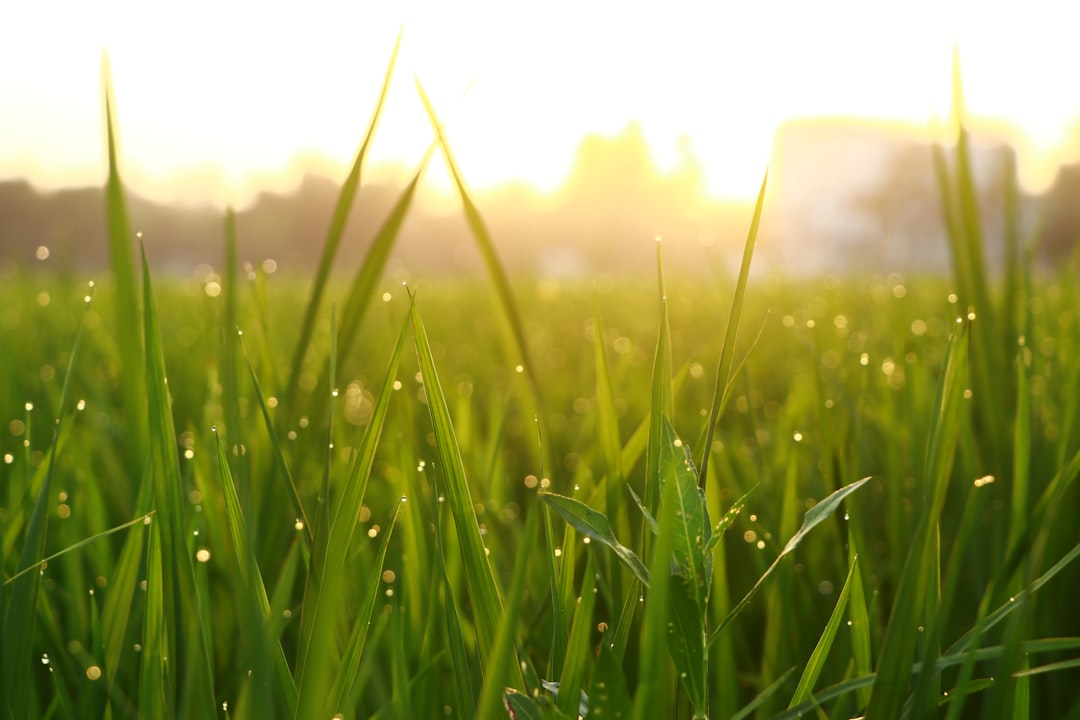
[705,483,757,552]
[658,416,710,713]
[709,476,872,646]
[541,492,650,587]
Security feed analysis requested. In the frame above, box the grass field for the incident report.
[2,53,1080,719]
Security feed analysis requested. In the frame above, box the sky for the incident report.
[3,0,1080,207]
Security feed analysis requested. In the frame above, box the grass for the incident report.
[1,50,1079,719]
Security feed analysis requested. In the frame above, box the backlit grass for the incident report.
[2,51,1080,720]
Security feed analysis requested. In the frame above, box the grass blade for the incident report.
[283,30,402,418]
[697,170,766,489]
[141,245,216,715]
[708,476,871,646]
[330,498,404,711]
[476,502,540,718]
[788,556,859,707]
[867,321,969,717]
[100,56,147,479]
[411,296,518,685]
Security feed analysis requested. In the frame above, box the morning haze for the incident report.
[2,116,1078,280]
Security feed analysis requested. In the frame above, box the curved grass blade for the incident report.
[541,492,649,587]
[283,30,402,418]
[705,483,757,552]
[697,170,766,490]
[788,556,859,708]
[708,476,871,647]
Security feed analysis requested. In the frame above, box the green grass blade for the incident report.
[644,244,673,519]
[221,207,249,518]
[330,499,404,712]
[3,511,154,587]
[593,304,625,496]
[296,313,408,715]
[283,30,401,418]
[697,170,766,489]
[101,466,153,702]
[708,476,871,646]
[100,56,147,478]
[242,339,312,546]
[138,516,167,718]
[307,149,434,428]
[867,321,969,717]
[846,514,873,711]
[476,505,540,719]
[632,458,680,720]
[541,492,649,587]
[411,296,517,685]
[213,430,297,716]
[704,483,756,552]
[555,552,597,717]
[788,556,858,707]
[414,80,546,450]
[729,666,796,720]
[432,480,476,719]
[140,245,216,715]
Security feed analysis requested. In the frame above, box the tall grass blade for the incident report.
[330,499,403,712]
[476,504,539,718]
[698,169,767,489]
[555,553,597,717]
[214,431,296,716]
[867,321,969,717]
[432,480,476,719]
[140,245,216,715]
[308,149,434,427]
[414,80,546,450]
[283,30,401,418]
[100,56,147,478]
[411,297,518,684]
[632,455,680,720]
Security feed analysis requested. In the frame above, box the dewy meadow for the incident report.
[2,42,1079,720]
